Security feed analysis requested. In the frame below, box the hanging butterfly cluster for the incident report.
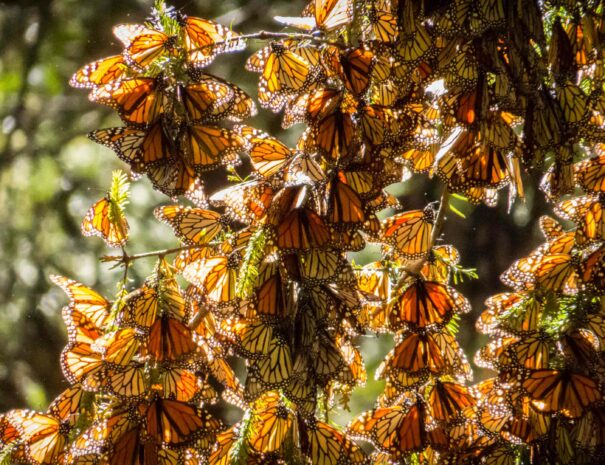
[0,259,242,465]
[3,0,605,465]
[473,169,605,459]
[470,1,605,463]
[73,5,253,200]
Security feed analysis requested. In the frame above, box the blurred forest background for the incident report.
[0,0,553,423]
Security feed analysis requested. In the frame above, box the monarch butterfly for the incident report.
[312,105,357,162]
[441,79,489,126]
[388,280,470,331]
[0,415,20,461]
[539,214,565,241]
[116,285,159,330]
[153,270,190,320]
[69,55,127,89]
[285,367,317,419]
[557,194,605,246]
[475,336,515,372]
[245,337,293,400]
[246,42,314,111]
[428,381,475,422]
[500,248,547,290]
[306,283,359,326]
[250,265,287,322]
[81,196,129,248]
[531,253,578,294]
[398,21,435,65]
[326,174,365,225]
[95,327,141,367]
[90,435,192,465]
[210,180,275,223]
[474,378,512,436]
[440,42,479,91]
[174,245,213,272]
[183,255,239,307]
[379,330,470,385]
[366,6,398,43]
[90,77,164,126]
[437,133,511,191]
[144,315,196,362]
[338,335,367,384]
[580,247,605,292]
[556,82,588,125]
[571,406,605,451]
[561,329,600,367]
[301,419,367,465]
[576,155,605,193]
[510,399,551,448]
[238,126,292,178]
[274,0,353,33]
[217,317,274,359]
[60,341,105,388]
[46,385,85,427]
[181,16,246,67]
[380,332,448,376]
[312,333,355,387]
[276,208,331,251]
[382,205,435,259]
[181,125,244,173]
[144,397,222,445]
[358,104,394,145]
[205,359,243,406]
[247,392,295,454]
[348,399,429,454]
[154,205,223,246]
[6,409,69,465]
[181,76,256,123]
[479,294,542,336]
[89,123,172,171]
[101,364,148,400]
[208,428,236,465]
[420,244,460,284]
[356,267,390,331]
[51,275,110,342]
[525,92,565,157]
[501,243,578,294]
[339,47,374,96]
[147,156,200,197]
[499,332,551,370]
[400,145,437,174]
[339,167,377,198]
[113,23,178,68]
[68,404,137,455]
[523,369,602,418]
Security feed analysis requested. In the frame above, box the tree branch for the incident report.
[190,30,349,53]
[101,244,205,266]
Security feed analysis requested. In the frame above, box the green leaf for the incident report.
[448,202,467,219]
[451,193,469,202]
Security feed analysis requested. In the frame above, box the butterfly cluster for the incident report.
[0,261,240,465]
[472,178,605,461]
[4,0,605,465]
[71,6,254,200]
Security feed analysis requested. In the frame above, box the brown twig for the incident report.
[101,244,205,266]
[190,30,349,53]
[429,188,450,249]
